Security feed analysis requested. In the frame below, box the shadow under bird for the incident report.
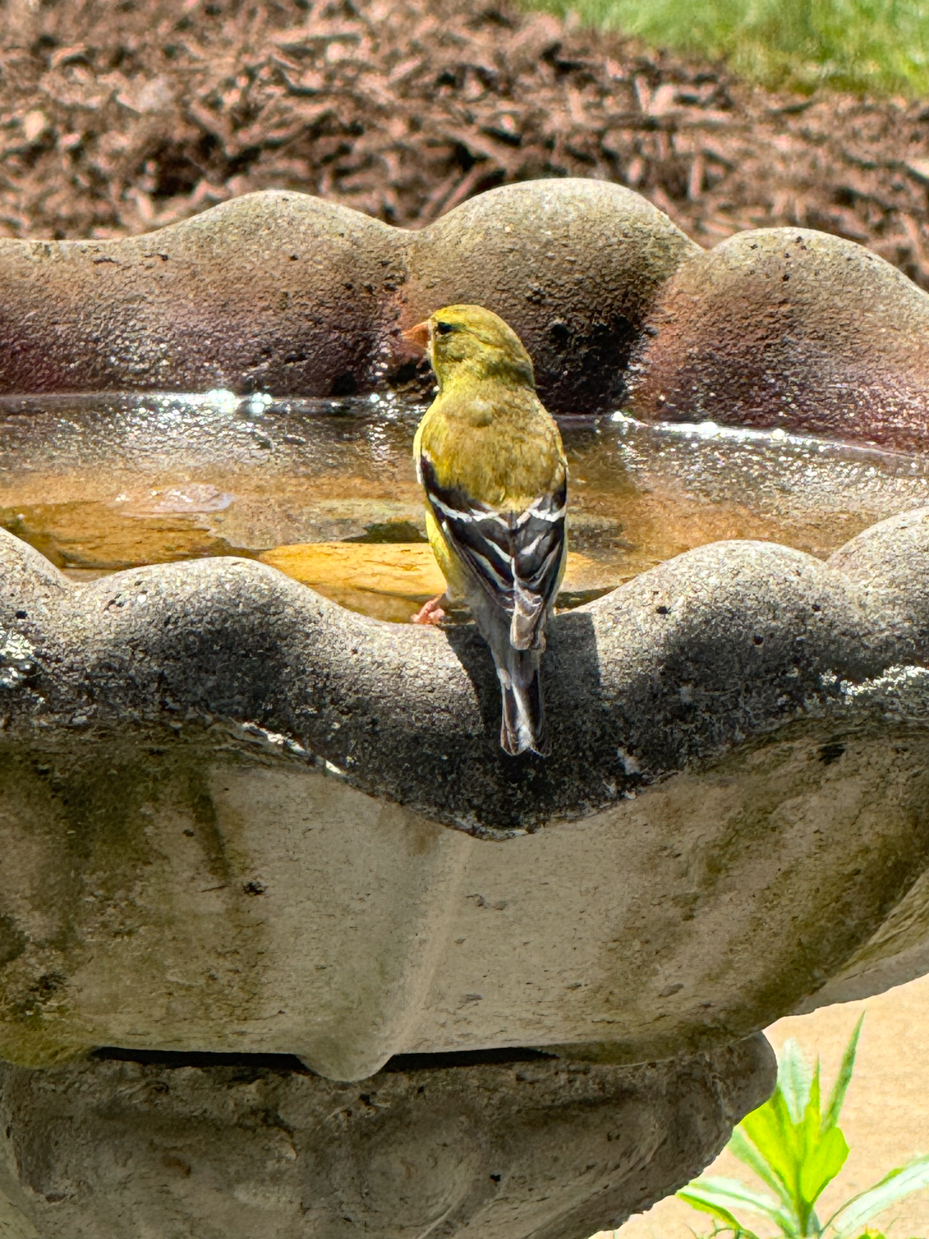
[403,304,568,757]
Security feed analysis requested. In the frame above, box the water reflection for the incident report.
[0,392,927,618]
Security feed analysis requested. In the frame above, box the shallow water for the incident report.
[0,390,927,621]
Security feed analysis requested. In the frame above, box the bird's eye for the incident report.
[434,321,454,335]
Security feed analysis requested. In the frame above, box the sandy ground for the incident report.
[598,974,929,1239]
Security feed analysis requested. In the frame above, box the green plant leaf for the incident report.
[779,1038,813,1124]
[680,1015,910,1239]
[808,1061,822,1125]
[676,1185,747,1233]
[829,1155,929,1238]
[742,1088,803,1203]
[822,1014,865,1133]
[799,1122,849,1204]
[677,1177,777,1237]
[798,1064,823,1179]
[679,1175,797,1234]
[728,1127,795,1207]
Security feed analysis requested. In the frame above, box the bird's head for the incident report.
[402,304,536,392]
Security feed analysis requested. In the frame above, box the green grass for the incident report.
[525,0,929,96]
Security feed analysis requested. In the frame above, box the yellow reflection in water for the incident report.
[0,396,926,621]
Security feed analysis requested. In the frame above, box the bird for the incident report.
[402,304,567,757]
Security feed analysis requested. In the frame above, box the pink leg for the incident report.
[412,594,448,625]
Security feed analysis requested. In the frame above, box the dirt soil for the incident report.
[0,0,928,290]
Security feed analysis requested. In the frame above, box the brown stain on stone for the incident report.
[627,228,929,450]
[0,181,699,414]
[1,186,928,446]
[0,192,406,398]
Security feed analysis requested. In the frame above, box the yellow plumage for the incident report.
[406,304,568,756]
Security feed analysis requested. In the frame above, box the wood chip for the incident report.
[0,0,925,288]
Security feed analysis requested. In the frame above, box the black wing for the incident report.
[420,453,566,650]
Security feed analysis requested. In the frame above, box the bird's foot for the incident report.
[412,594,448,625]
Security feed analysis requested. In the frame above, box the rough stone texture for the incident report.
[626,227,929,450]
[787,505,929,1011]
[0,191,405,398]
[3,182,927,440]
[3,511,929,1078]
[0,1037,773,1239]
[403,179,699,412]
[0,180,697,414]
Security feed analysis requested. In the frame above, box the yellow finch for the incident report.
[403,304,567,757]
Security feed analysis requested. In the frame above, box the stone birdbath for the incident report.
[1,179,929,1238]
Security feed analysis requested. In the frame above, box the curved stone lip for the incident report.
[1,180,927,445]
[0,179,696,413]
[3,504,929,839]
[2,519,929,1081]
[626,224,929,451]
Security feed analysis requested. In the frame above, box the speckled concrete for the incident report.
[402,179,697,411]
[626,227,929,450]
[1,183,927,441]
[0,1037,773,1239]
[2,510,929,1083]
[0,192,405,398]
[0,181,694,412]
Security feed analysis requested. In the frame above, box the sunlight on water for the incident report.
[1,392,927,621]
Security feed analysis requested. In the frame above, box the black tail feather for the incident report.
[497,645,547,757]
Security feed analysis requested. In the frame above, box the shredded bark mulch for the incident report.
[1,0,928,289]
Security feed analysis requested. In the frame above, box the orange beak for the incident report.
[401,320,430,354]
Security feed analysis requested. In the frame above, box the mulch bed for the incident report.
[1,0,929,288]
